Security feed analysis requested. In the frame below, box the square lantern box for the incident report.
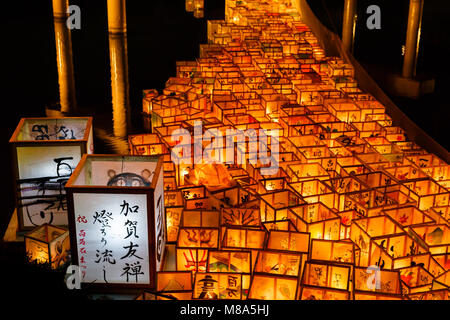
[433,270,450,289]
[309,239,357,265]
[287,203,341,240]
[156,271,193,299]
[193,272,251,300]
[383,206,435,228]
[391,252,445,278]
[65,154,165,289]
[288,179,338,210]
[299,286,350,300]
[400,179,450,211]
[207,250,252,274]
[368,233,427,270]
[254,250,303,278]
[300,261,352,300]
[262,219,297,232]
[353,267,403,300]
[9,117,93,230]
[407,224,450,255]
[248,274,299,300]
[259,190,305,222]
[407,289,450,300]
[24,223,70,269]
[398,265,435,295]
[350,215,405,266]
[337,210,363,240]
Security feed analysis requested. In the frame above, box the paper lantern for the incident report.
[337,210,362,239]
[65,154,165,288]
[383,205,435,227]
[220,207,261,227]
[207,250,252,273]
[407,224,449,255]
[9,117,93,230]
[193,0,204,19]
[222,227,266,250]
[260,190,305,222]
[287,203,341,240]
[24,223,70,269]
[301,261,351,291]
[193,272,250,300]
[309,239,356,264]
[165,206,183,243]
[177,227,220,249]
[176,248,208,273]
[407,289,449,300]
[156,271,193,298]
[399,265,434,294]
[350,215,404,266]
[254,250,302,277]
[392,253,445,277]
[369,233,427,270]
[299,286,350,300]
[262,219,297,232]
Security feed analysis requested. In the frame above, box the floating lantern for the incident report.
[65,154,165,288]
[10,117,93,230]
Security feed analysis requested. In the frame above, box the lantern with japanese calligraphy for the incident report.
[24,223,70,269]
[9,117,93,230]
[248,274,298,300]
[300,261,352,300]
[65,154,165,288]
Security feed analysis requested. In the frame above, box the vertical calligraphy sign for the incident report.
[154,168,166,272]
[73,193,150,284]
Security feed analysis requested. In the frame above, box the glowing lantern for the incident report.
[65,154,165,288]
[24,223,70,269]
[186,163,236,189]
[353,267,403,299]
[310,239,356,264]
[193,272,250,299]
[408,224,449,255]
[9,117,93,230]
[287,203,341,240]
[254,250,302,277]
[176,248,208,273]
[185,0,194,12]
[193,0,204,18]
[399,265,434,294]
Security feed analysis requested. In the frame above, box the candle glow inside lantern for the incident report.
[24,223,70,269]
[9,117,93,230]
[65,154,165,288]
[126,0,450,300]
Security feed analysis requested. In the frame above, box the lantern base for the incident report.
[387,74,435,99]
